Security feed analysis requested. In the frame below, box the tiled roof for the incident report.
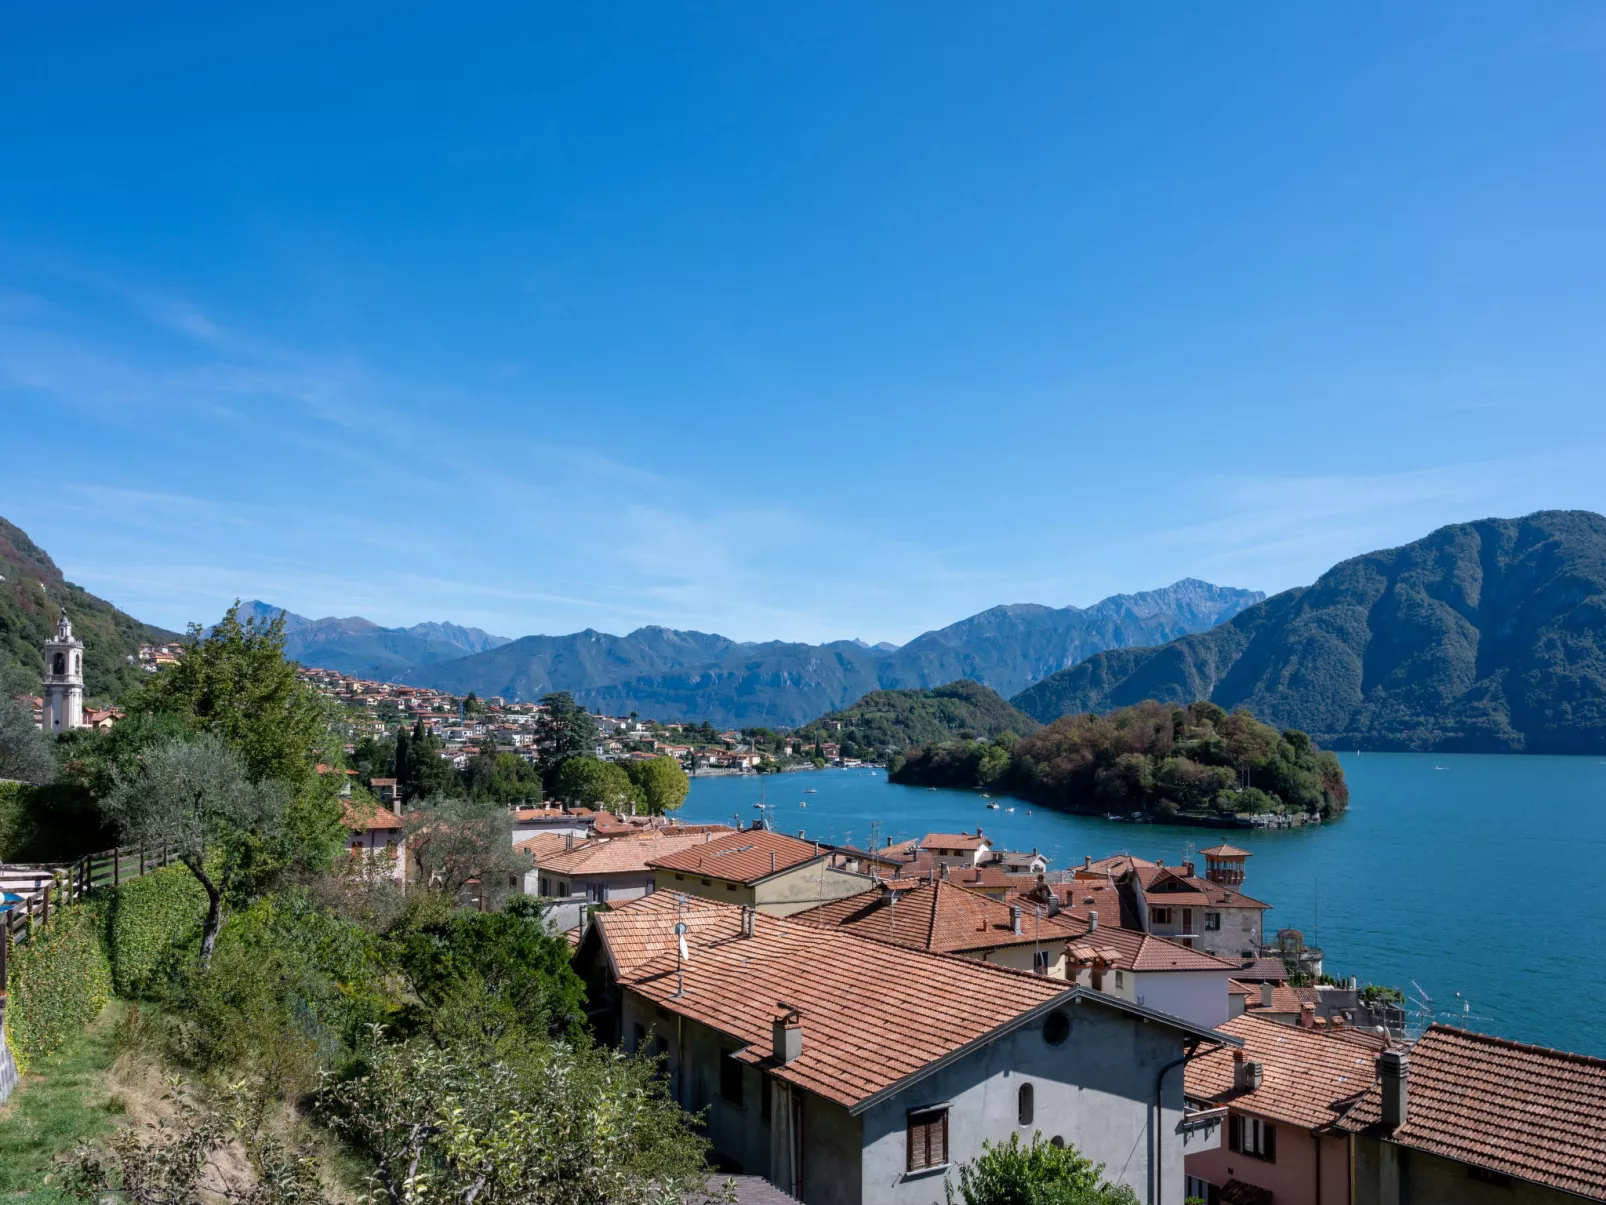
[1232,957,1289,983]
[1246,984,1321,1014]
[1066,925,1240,973]
[646,830,824,884]
[1082,854,1155,875]
[341,800,403,831]
[791,881,1084,955]
[1199,843,1252,857]
[1227,979,1253,997]
[920,831,988,851]
[513,806,568,821]
[1336,1025,1606,1200]
[514,832,573,860]
[1186,1013,1383,1130]
[1009,879,1125,932]
[597,894,1227,1110]
[534,831,723,876]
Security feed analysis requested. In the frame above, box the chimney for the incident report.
[1300,1002,1317,1030]
[1083,855,1092,870]
[1184,861,1195,877]
[772,1004,803,1064]
[770,851,776,874]
[1380,1050,1408,1128]
[1260,982,1275,1009]
[1087,911,1098,933]
[740,905,755,938]
[564,832,574,851]
[1010,905,1022,935]
[1233,1052,1263,1092]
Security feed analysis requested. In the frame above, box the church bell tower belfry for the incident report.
[41,607,85,731]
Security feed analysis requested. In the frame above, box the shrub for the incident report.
[7,905,112,1074]
[102,865,208,998]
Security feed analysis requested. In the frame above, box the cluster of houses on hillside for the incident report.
[335,799,1606,1204]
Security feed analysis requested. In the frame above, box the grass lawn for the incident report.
[0,1000,127,1198]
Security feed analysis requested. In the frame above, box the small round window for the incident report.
[1050,1135,1065,1149]
[1043,1010,1070,1046]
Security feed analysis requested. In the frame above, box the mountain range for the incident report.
[1012,510,1606,754]
[236,601,512,679]
[374,579,1263,726]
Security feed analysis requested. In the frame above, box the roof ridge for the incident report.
[1426,1023,1606,1070]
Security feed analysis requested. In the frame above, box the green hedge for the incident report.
[103,865,208,998]
[6,905,112,1074]
[0,780,24,860]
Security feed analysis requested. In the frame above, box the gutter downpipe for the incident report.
[1151,1037,1206,1205]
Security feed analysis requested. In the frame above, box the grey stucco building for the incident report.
[580,892,1239,1205]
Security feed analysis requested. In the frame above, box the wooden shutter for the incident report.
[907,1108,949,1171]
[1263,1122,1276,1164]
[1229,1113,1242,1153]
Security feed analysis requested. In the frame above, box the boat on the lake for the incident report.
[986,801,1000,810]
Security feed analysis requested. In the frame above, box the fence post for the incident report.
[113,847,121,888]
[1,919,8,994]
[38,876,49,927]
[139,846,146,876]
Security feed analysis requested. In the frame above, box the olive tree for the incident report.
[102,734,288,965]
[0,697,56,784]
[402,795,529,903]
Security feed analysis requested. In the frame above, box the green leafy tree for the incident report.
[124,602,326,788]
[0,697,56,784]
[101,735,289,966]
[624,756,690,815]
[552,757,644,812]
[462,750,545,802]
[945,1132,1139,1205]
[402,795,529,902]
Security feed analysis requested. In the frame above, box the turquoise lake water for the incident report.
[680,754,1606,1056]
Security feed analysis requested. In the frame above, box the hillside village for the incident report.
[3,609,1604,1204]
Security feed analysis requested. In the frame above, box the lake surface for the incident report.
[681,754,1606,1056]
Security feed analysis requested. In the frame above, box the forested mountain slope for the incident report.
[1012,511,1606,753]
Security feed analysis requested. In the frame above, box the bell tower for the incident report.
[41,607,85,731]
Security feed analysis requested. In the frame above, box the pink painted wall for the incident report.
[1184,1116,1349,1205]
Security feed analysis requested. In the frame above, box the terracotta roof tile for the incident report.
[647,830,823,884]
[535,831,726,876]
[1187,1013,1384,1130]
[598,894,1073,1108]
[1336,1025,1606,1200]
[514,832,573,859]
[791,881,1084,955]
[341,800,403,831]
[919,831,989,851]
[1246,984,1323,1014]
[1065,926,1240,973]
[1199,843,1252,857]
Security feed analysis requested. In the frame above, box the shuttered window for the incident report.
[907,1108,949,1171]
[719,1049,744,1106]
[1229,1114,1276,1163]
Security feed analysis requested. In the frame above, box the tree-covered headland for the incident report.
[891,699,1348,823]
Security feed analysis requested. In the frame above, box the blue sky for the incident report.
[5,3,1606,644]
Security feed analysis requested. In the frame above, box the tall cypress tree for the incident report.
[394,724,411,802]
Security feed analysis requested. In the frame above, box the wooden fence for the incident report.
[0,842,179,997]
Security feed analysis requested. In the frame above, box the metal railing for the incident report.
[0,841,179,997]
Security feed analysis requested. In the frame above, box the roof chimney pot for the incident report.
[1260,982,1275,1009]
[1087,911,1098,933]
[1380,1050,1408,1129]
[1010,905,1022,935]
[772,1004,803,1064]
[1234,1053,1263,1092]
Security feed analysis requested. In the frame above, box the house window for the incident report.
[1469,1166,1514,1188]
[1185,1175,1219,1204]
[1115,970,1125,989]
[674,873,684,881]
[1034,950,1053,974]
[1205,912,1221,931]
[632,1023,646,1051]
[719,1049,744,1107]
[906,1108,949,1172]
[590,883,606,903]
[1152,908,1172,925]
[1042,1011,1070,1046]
[1229,1114,1276,1162]
[701,878,711,887]
[760,1074,772,1121]
[1017,1082,1034,1126]
[727,882,738,892]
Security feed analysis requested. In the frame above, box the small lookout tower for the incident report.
[1200,843,1250,888]
[41,607,85,732]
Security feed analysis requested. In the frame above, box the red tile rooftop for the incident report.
[792,880,1084,955]
[1199,843,1253,858]
[646,829,824,884]
[1187,1013,1386,1131]
[340,800,403,832]
[1336,1025,1606,1200]
[593,893,1234,1111]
